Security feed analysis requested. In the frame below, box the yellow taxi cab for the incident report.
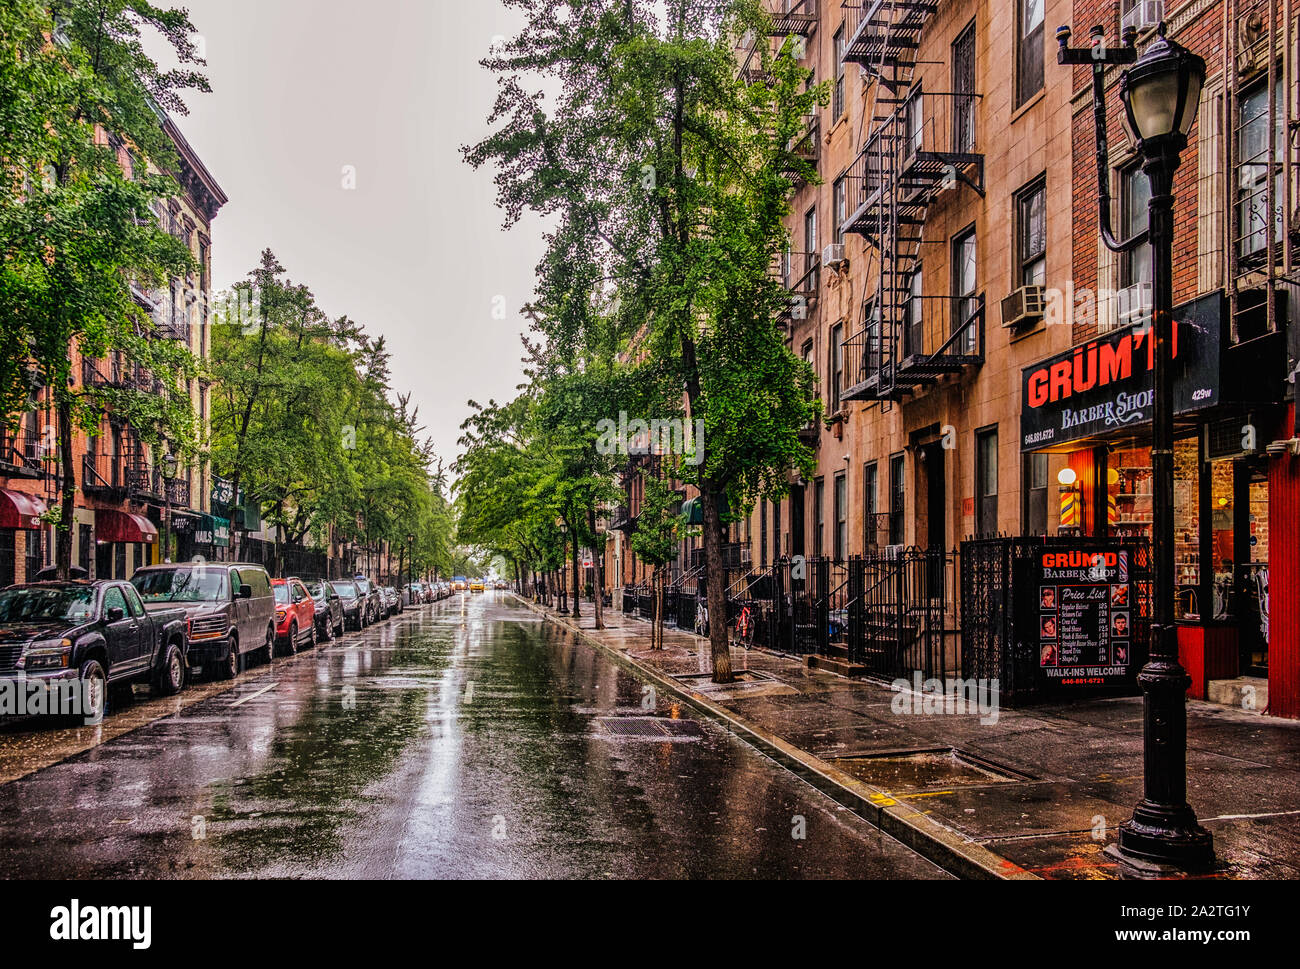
[469,579,486,593]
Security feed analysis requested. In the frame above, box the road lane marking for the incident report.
[230,684,277,708]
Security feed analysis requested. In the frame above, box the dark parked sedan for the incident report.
[305,579,344,640]
[330,580,365,631]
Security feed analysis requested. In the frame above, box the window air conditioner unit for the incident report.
[1000,285,1047,328]
[1121,0,1164,35]
[883,544,905,561]
[822,243,847,270]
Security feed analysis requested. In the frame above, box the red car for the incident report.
[271,577,317,655]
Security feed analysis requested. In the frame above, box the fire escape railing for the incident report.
[768,0,819,38]
[840,0,940,82]
[776,250,821,324]
[842,294,984,401]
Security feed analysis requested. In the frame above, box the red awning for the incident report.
[95,509,158,544]
[0,489,47,530]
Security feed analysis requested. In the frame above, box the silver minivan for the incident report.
[131,562,277,679]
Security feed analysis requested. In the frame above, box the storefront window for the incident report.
[1109,439,1201,619]
[1173,440,1200,617]
[1109,447,1153,541]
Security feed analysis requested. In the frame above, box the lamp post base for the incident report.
[1106,803,1215,878]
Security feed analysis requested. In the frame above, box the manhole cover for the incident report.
[596,717,705,740]
[826,747,1032,791]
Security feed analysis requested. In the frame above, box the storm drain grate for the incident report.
[596,717,705,740]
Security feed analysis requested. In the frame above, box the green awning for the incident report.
[681,495,730,525]
[195,514,231,548]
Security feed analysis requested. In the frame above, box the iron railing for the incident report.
[0,428,48,478]
[689,542,752,570]
[767,0,819,36]
[842,294,984,401]
[840,0,940,76]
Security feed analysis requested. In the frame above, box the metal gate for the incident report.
[845,548,958,681]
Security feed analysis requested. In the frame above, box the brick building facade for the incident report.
[0,118,227,585]
[615,0,1300,718]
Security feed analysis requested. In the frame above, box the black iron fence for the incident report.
[622,549,957,682]
[240,536,331,579]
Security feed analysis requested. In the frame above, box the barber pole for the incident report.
[1059,485,1077,529]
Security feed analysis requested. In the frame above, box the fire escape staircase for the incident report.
[838,0,984,402]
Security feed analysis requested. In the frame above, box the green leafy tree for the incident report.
[466,0,821,680]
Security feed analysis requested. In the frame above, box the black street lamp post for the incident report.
[160,452,178,565]
[1058,22,1213,876]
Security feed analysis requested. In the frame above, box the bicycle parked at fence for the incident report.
[735,604,754,650]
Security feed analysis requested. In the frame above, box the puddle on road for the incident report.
[827,748,1031,791]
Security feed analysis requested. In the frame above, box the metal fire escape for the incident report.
[737,0,819,82]
[838,0,985,402]
[1226,0,1297,345]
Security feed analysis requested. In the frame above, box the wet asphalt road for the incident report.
[0,594,949,879]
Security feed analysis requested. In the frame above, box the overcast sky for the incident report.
[165,0,548,478]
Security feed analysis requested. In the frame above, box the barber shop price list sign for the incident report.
[1033,546,1137,690]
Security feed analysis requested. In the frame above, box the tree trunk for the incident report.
[654,569,664,650]
[588,508,605,630]
[55,392,75,580]
[701,483,732,683]
[571,541,582,620]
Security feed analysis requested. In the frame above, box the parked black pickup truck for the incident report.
[0,581,190,715]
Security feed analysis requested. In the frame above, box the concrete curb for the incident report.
[516,595,1039,881]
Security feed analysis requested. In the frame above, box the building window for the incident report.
[1023,453,1049,536]
[952,227,978,354]
[903,88,923,157]
[772,499,782,560]
[829,322,844,413]
[952,22,976,153]
[834,472,848,561]
[78,524,92,575]
[904,265,923,357]
[976,427,999,537]
[1118,164,1153,329]
[889,454,905,545]
[1016,176,1047,287]
[833,174,848,246]
[1017,0,1044,108]
[760,501,768,568]
[24,529,42,581]
[1238,80,1284,261]
[804,205,817,257]
[833,27,846,121]
[863,462,879,548]
[814,478,825,558]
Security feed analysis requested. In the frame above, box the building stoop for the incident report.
[807,642,869,678]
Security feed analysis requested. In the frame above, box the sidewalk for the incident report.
[523,598,1300,880]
